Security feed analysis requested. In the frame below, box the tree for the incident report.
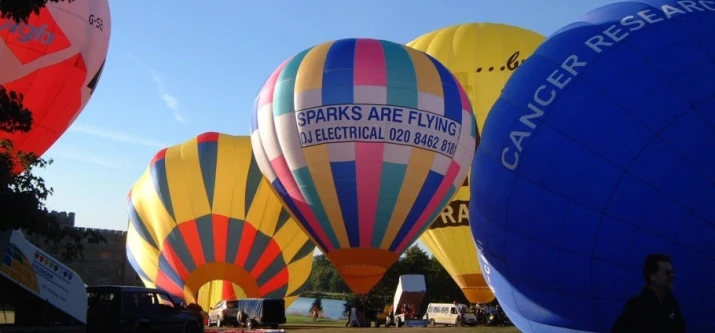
[0,0,74,23]
[0,1,105,262]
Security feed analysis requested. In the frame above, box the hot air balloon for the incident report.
[250,38,477,295]
[126,133,315,311]
[472,1,715,332]
[417,175,496,303]
[408,23,545,304]
[0,0,111,172]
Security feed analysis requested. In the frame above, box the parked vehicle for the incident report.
[86,285,203,333]
[206,299,240,327]
[207,298,285,329]
[423,302,477,326]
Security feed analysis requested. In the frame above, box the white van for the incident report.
[423,303,477,326]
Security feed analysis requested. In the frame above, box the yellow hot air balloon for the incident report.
[408,23,545,304]
[125,132,315,311]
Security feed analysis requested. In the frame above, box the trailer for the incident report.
[392,274,428,327]
[0,230,87,332]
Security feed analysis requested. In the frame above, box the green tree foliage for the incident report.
[0,1,105,261]
[305,245,471,315]
[307,255,350,294]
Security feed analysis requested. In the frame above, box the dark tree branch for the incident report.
[0,0,74,23]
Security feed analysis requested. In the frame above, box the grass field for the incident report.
[282,315,520,332]
[285,314,343,325]
[207,315,522,332]
[283,325,520,332]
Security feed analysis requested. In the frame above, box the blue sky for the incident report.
[36,0,621,254]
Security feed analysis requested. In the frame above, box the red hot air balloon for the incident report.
[0,0,111,172]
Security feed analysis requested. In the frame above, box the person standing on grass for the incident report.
[345,304,359,327]
[311,305,319,323]
[611,253,685,333]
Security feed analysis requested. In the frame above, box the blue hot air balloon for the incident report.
[471,1,715,332]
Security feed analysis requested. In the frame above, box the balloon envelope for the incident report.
[251,38,477,294]
[0,0,111,172]
[472,1,715,332]
[408,23,544,303]
[126,133,315,309]
[418,175,494,303]
[196,280,302,310]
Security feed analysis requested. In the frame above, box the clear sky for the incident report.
[36,0,621,253]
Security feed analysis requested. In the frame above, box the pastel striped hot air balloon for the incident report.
[126,133,315,310]
[250,38,477,294]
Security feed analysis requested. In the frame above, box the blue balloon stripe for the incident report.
[127,201,159,249]
[164,226,197,273]
[322,39,356,105]
[388,170,444,252]
[150,158,176,222]
[157,253,185,290]
[427,55,462,124]
[197,140,218,209]
[417,186,456,238]
[372,162,407,248]
[330,161,360,247]
[270,178,330,252]
[292,167,342,249]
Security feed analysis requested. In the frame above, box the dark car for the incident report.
[86,285,203,333]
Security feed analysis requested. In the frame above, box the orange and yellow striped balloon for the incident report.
[125,133,315,310]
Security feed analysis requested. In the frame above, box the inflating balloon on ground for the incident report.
[125,133,315,310]
[250,38,477,295]
[471,1,715,332]
[0,0,111,173]
[408,23,544,304]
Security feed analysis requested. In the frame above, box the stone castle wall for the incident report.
[29,211,144,287]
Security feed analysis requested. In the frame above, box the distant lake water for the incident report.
[286,297,347,319]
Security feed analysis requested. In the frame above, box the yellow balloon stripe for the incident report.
[231,136,255,220]
[164,143,208,224]
[131,170,174,248]
[212,135,243,218]
[126,222,160,280]
[285,254,313,296]
[302,146,350,248]
[381,148,435,249]
[272,218,305,261]
[294,41,331,93]
[403,46,444,96]
[248,183,279,236]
